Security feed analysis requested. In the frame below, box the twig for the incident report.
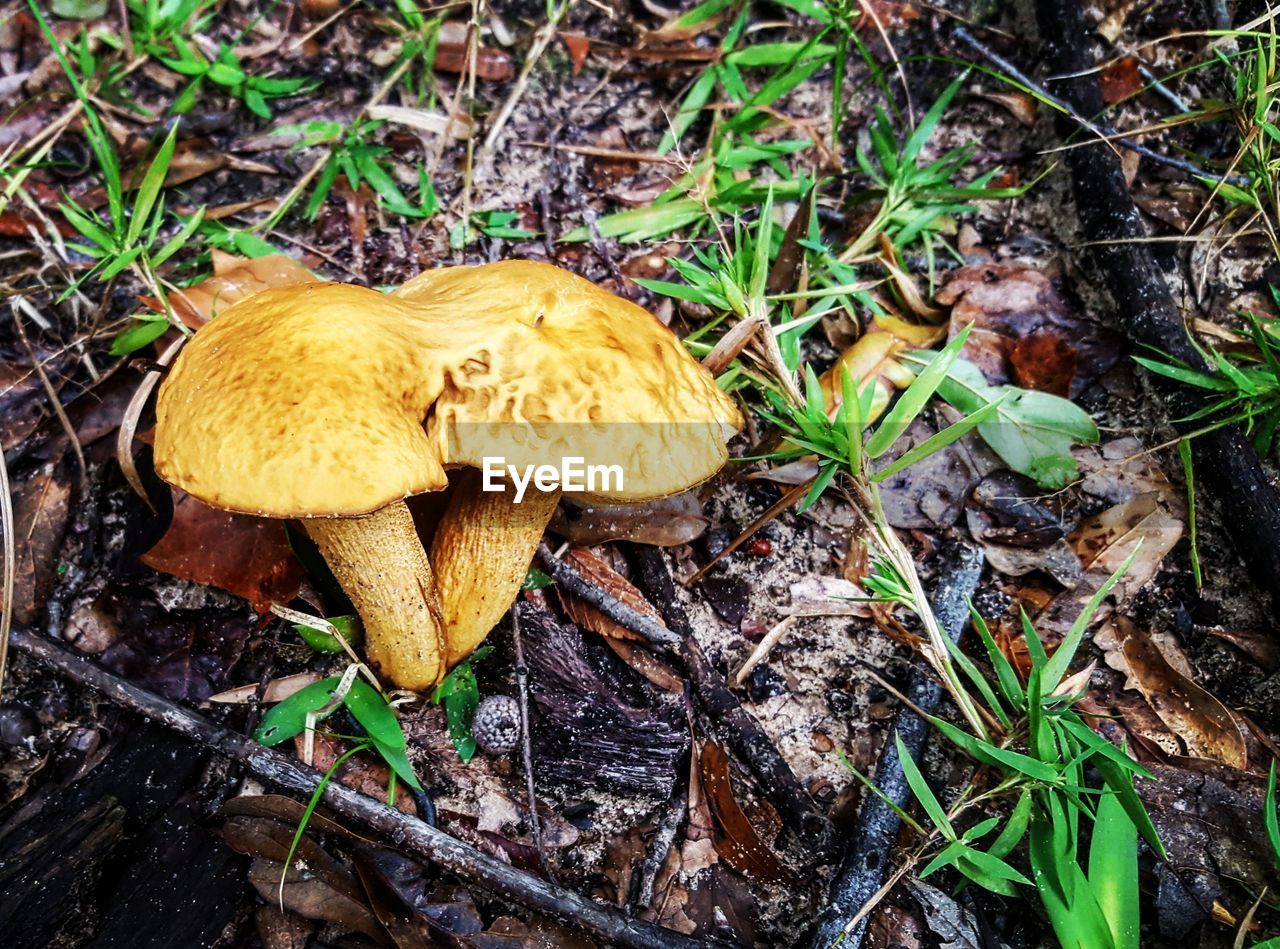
[733,616,797,685]
[952,25,1244,185]
[1034,0,1280,624]
[685,479,812,585]
[510,608,552,879]
[11,301,87,487]
[477,1,574,166]
[626,543,833,853]
[6,623,702,949]
[806,543,984,949]
[636,782,687,910]
[535,543,682,647]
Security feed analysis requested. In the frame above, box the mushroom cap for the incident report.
[155,261,742,517]
[397,260,744,502]
[154,283,453,517]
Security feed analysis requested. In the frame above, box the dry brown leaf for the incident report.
[819,331,916,424]
[1068,492,1182,598]
[1099,56,1143,104]
[142,250,316,328]
[208,672,322,704]
[1106,618,1247,768]
[434,40,514,80]
[303,733,418,815]
[557,547,667,642]
[699,742,792,884]
[554,493,709,547]
[600,637,685,692]
[141,487,304,614]
[560,32,590,75]
[972,88,1038,127]
[1205,626,1279,673]
[11,466,73,624]
[247,858,385,940]
[937,262,1121,397]
[1075,437,1181,508]
[786,575,871,618]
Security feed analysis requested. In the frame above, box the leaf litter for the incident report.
[5,0,1280,944]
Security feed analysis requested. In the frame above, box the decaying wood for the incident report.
[521,602,688,796]
[7,624,703,949]
[1032,0,1280,623]
[807,543,984,949]
[625,543,835,854]
[0,723,249,948]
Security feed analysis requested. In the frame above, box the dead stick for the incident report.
[1033,0,1280,626]
[625,543,834,854]
[806,542,984,949]
[7,624,703,949]
[536,543,682,647]
[509,608,551,879]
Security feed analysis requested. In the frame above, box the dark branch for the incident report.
[7,623,703,949]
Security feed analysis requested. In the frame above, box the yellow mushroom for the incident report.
[396,261,743,663]
[153,262,742,691]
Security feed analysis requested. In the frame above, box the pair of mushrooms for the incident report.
[153,261,742,691]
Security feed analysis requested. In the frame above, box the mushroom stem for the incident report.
[431,471,561,665]
[304,501,447,692]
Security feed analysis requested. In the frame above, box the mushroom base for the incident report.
[432,472,561,664]
[304,501,447,692]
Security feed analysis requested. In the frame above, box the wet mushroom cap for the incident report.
[395,260,744,500]
[154,282,455,518]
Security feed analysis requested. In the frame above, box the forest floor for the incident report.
[4,0,1280,946]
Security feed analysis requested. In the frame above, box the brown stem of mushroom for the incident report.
[430,472,561,665]
[303,501,447,693]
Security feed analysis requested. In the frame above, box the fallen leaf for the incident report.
[208,672,323,704]
[1205,626,1279,673]
[866,903,924,949]
[141,487,304,614]
[303,733,417,815]
[786,575,871,618]
[1075,436,1181,508]
[219,794,366,842]
[907,879,983,949]
[254,905,313,949]
[1068,492,1182,598]
[553,492,708,546]
[142,250,316,328]
[560,32,590,75]
[937,262,1122,398]
[972,88,1038,127]
[11,466,73,624]
[876,417,980,530]
[434,40,514,81]
[247,858,385,941]
[1106,617,1247,768]
[699,742,791,884]
[224,815,362,900]
[92,586,251,702]
[1100,56,1143,104]
[966,470,1070,547]
[601,637,686,692]
[820,330,919,424]
[556,547,667,642]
